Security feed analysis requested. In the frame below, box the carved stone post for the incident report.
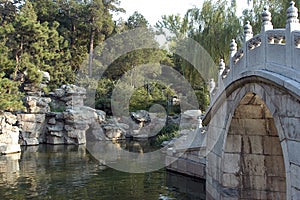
[286,1,300,67]
[230,39,237,69]
[261,6,273,32]
[219,59,225,76]
[218,59,225,90]
[244,21,253,42]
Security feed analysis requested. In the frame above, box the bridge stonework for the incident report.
[203,2,300,199]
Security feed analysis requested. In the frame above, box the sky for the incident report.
[113,0,252,26]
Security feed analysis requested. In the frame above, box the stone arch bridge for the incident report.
[202,2,300,199]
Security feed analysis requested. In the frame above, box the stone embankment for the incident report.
[0,82,132,153]
[0,81,172,154]
[164,110,206,179]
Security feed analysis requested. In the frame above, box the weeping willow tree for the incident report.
[155,0,242,110]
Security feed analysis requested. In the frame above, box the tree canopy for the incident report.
[0,0,294,112]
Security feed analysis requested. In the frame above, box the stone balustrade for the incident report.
[210,1,300,107]
[204,2,300,199]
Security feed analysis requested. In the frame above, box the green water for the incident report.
[0,144,205,200]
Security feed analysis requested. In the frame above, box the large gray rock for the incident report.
[17,114,47,145]
[25,96,51,114]
[130,110,151,127]
[50,84,86,109]
[0,112,21,154]
[45,106,106,145]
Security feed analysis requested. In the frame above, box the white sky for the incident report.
[113,0,252,26]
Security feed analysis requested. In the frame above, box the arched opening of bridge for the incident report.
[223,92,286,199]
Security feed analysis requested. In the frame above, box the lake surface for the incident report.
[0,144,205,200]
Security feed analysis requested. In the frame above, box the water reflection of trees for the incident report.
[0,143,205,199]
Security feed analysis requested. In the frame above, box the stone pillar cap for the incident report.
[230,39,237,52]
[244,21,253,35]
[287,1,299,23]
[219,59,225,72]
[262,6,272,24]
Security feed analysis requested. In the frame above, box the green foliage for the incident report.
[242,0,299,34]
[94,12,172,114]
[0,0,292,115]
[0,73,25,112]
[49,104,65,113]
[155,123,179,145]
[129,82,175,112]
[155,0,244,111]
[95,78,115,114]
[126,11,149,29]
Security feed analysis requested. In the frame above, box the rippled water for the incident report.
[0,144,205,200]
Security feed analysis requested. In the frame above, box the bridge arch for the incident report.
[205,78,300,199]
[224,92,286,199]
[204,3,300,199]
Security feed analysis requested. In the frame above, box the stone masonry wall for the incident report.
[206,82,300,200]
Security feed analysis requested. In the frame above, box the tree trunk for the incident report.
[14,41,23,80]
[88,23,95,77]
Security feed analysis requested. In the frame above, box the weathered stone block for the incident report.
[208,152,221,171]
[166,156,178,169]
[206,181,221,200]
[285,97,300,117]
[291,164,300,190]
[223,153,240,174]
[242,135,263,154]
[241,154,266,176]
[292,187,300,199]
[265,118,278,136]
[234,104,264,119]
[267,176,286,192]
[263,136,283,156]
[224,134,241,153]
[185,160,205,178]
[265,155,285,177]
[287,141,300,166]
[222,173,239,188]
[177,158,187,172]
[228,119,246,135]
[244,119,267,135]
[281,117,300,141]
[186,152,200,163]
[240,190,269,199]
[243,175,267,190]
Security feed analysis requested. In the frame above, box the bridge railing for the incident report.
[210,1,300,105]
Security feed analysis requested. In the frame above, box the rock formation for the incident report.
[0,112,21,154]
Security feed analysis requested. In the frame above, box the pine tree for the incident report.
[0,73,25,111]
[1,1,74,89]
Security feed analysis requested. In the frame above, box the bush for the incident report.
[155,123,179,145]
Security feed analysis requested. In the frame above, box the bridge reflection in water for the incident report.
[0,143,205,200]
